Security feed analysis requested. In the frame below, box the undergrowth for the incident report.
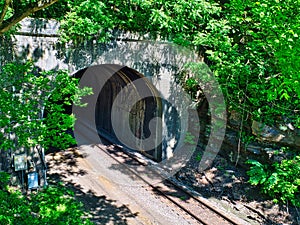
[247,155,300,207]
[0,172,92,225]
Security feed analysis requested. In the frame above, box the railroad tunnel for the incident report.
[7,18,198,165]
[73,66,166,162]
[1,18,203,189]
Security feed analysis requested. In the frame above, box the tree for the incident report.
[0,0,58,35]
[0,3,94,220]
[0,61,92,153]
[0,0,299,145]
[56,0,300,128]
[1,0,299,206]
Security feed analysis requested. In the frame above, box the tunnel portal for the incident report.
[74,66,163,162]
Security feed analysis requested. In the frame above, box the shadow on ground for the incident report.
[102,142,300,225]
[46,148,138,225]
[176,147,300,225]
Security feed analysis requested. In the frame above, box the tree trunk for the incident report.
[0,0,58,35]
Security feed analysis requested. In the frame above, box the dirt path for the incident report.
[46,145,198,225]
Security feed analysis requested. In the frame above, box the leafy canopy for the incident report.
[33,0,300,128]
[0,62,92,152]
[1,0,300,208]
[1,0,299,128]
[0,0,58,35]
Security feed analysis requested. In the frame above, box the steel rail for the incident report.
[95,143,249,225]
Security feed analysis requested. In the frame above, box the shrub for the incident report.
[0,172,92,225]
[247,156,300,207]
[0,61,92,152]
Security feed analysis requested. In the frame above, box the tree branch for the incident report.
[0,0,11,25]
[0,0,58,35]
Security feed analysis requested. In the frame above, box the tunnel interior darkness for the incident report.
[74,66,163,162]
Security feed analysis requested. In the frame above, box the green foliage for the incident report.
[184,132,196,145]
[33,0,70,20]
[58,0,297,131]
[0,0,20,36]
[0,62,92,151]
[195,152,202,162]
[0,172,91,224]
[0,0,58,34]
[203,0,300,128]
[1,0,299,209]
[1,0,299,130]
[246,160,269,186]
[0,172,10,189]
[184,78,199,100]
[247,157,300,207]
[2,0,298,129]
[53,0,221,44]
[59,0,113,43]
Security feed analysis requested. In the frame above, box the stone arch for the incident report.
[9,19,201,166]
[73,66,163,162]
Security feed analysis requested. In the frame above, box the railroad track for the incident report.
[95,143,251,225]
